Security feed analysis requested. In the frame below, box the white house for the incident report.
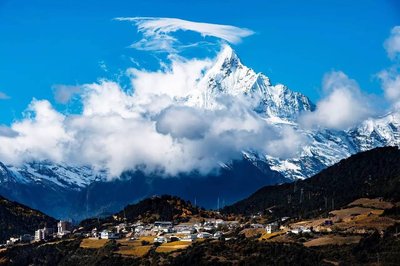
[154,221,173,229]
[134,225,144,233]
[6,237,19,246]
[290,226,311,234]
[266,222,279,234]
[154,236,167,243]
[100,230,120,239]
[182,234,197,242]
[197,232,212,239]
[213,231,223,239]
[203,226,214,231]
[215,219,225,225]
[35,227,53,242]
[115,223,127,233]
[57,220,72,237]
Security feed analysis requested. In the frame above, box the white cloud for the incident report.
[0,99,71,165]
[378,26,400,110]
[115,17,254,52]
[53,84,82,104]
[0,48,305,177]
[127,55,212,111]
[300,71,372,130]
[0,91,10,100]
[384,26,400,60]
[265,127,308,158]
[378,67,400,110]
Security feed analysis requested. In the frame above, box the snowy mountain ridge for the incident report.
[190,45,400,180]
[0,161,105,189]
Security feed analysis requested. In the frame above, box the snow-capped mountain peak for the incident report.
[195,45,315,122]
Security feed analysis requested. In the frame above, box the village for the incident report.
[0,216,287,250]
[1,197,397,257]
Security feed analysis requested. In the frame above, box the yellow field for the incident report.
[161,241,189,246]
[259,231,286,240]
[304,235,361,247]
[117,236,154,247]
[115,245,151,257]
[348,198,394,209]
[328,205,395,232]
[113,236,155,257]
[80,238,109,249]
[330,206,377,220]
[241,228,265,238]
[335,215,395,232]
[156,241,191,253]
[135,236,154,243]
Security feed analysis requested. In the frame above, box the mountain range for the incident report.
[0,46,399,220]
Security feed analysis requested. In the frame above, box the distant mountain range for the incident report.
[1,46,400,220]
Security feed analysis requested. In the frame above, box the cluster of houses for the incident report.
[84,219,241,244]
[34,220,73,241]
[0,216,337,250]
[249,217,335,236]
[0,220,73,248]
[285,219,335,235]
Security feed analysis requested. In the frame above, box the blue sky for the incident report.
[0,0,399,124]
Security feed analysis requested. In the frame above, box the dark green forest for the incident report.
[223,146,400,218]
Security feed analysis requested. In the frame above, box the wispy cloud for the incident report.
[115,17,254,52]
[0,92,10,100]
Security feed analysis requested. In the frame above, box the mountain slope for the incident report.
[0,194,57,242]
[116,195,201,222]
[223,146,400,217]
[79,195,210,230]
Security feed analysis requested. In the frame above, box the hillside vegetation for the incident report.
[79,195,215,230]
[223,146,400,218]
[0,195,56,242]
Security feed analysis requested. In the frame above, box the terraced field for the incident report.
[80,238,109,249]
